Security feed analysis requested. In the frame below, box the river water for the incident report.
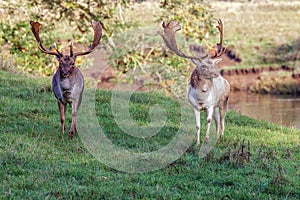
[229,92,300,129]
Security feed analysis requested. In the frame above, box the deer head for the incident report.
[30,21,102,78]
[158,19,225,78]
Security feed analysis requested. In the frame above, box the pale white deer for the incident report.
[158,19,230,144]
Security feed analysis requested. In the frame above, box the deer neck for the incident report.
[58,67,79,91]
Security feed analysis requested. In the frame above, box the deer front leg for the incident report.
[204,106,214,143]
[194,108,201,145]
[213,107,220,137]
[219,96,229,136]
[58,101,66,135]
[69,101,78,139]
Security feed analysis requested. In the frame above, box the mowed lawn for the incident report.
[0,71,299,199]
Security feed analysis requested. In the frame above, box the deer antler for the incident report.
[210,19,226,58]
[69,42,74,57]
[72,21,102,57]
[30,21,63,57]
[158,21,206,62]
[158,19,226,61]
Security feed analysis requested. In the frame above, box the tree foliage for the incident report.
[26,0,137,36]
[0,0,135,75]
[159,0,214,42]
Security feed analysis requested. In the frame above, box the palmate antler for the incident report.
[211,19,226,58]
[30,20,102,57]
[30,21,63,57]
[157,21,202,61]
[72,21,102,57]
[158,19,225,62]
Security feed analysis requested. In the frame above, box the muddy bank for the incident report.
[222,65,300,95]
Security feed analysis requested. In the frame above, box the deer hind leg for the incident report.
[194,108,201,145]
[213,107,220,137]
[69,101,78,139]
[204,107,214,143]
[58,101,66,135]
[220,95,229,136]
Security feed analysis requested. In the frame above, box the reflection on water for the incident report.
[229,92,300,129]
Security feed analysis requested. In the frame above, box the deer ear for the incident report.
[212,58,222,65]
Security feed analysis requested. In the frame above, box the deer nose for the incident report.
[61,71,69,78]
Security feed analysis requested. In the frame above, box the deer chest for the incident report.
[52,72,84,104]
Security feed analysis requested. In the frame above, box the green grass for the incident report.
[0,71,300,199]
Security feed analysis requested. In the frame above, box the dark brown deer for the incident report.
[158,19,230,144]
[30,21,102,138]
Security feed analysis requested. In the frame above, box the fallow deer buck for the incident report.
[30,21,102,138]
[158,19,230,144]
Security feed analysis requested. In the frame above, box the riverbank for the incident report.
[211,0,300,94]
[222,65,300,95]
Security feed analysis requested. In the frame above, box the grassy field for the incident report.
[211,0,300,70]
[0,70,299,199]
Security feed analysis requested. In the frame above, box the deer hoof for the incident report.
[204,137,209,144]
[196,141,200,146]
[69,132,74,139]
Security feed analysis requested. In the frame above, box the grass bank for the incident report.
[0,71,299,199]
